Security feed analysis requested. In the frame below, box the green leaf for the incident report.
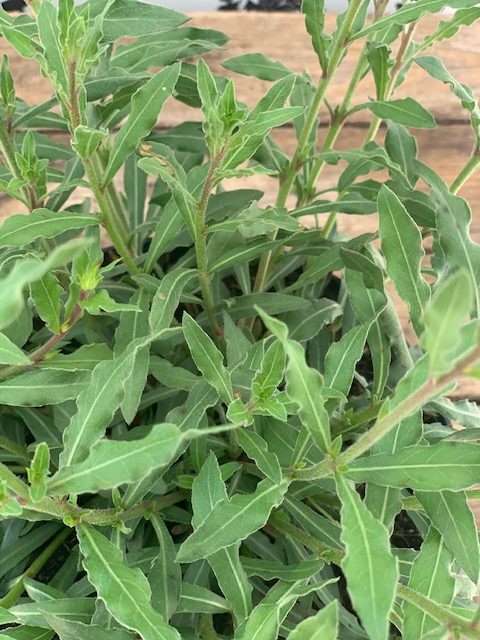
[191,452,252,624]
[324,323,369,396]
[0,210,98,248]
[241,556,324,582]
[37,1,68,93]
[177,583,230,614]
[402,527,455,640]
[418,7,480,49]
[416,55,480,145]
[421,270,474,376]
[10,598,94,628]
[0,369,88,406]
[302,0,329,74]
[223,53,290,81]
[237,429,282,483]
[177,477,289,563]
[104,64,181,185]
[337,475,398,640]
[102,0,187,40]
[43,617,135,640]
[252,340,285,400]
[385,123,418,186]
[0,239,88,331]
[378,185,430,333]
[258,309,331,453]
[417,490,479,583]
[287,600,339,639]
[30,272,62,334]
[148,514,181,621]
[150,269,196,333]
[365,98,436,128]
[0,332,31,365]
[367,43,391,101]
[182,313,233,403]
[347,442,480,490]
[49,423,182,495]
[77,525,181,640]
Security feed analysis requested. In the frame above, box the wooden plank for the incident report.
[2,12,479,126]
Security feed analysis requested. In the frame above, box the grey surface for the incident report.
[159,0,352,10]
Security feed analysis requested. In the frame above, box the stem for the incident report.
[252,0,365,295]
[0,120,38,210]
[195,153,224,337]
[450,150,480,194]
[0,527,71,608]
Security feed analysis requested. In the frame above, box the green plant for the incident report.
[0,0,479,637]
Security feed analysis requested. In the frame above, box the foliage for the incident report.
[0,0,479,638]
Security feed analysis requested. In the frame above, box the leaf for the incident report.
[150,269,196,333]
[402,527,455,640]
[337,475,398,640]
[302,0,329,74]
[177,583,230,614]
[419,6,480,49]
[30,273,62,334]
[352,0,480,40]
[324,323,369,396]
[417,490,479,583]
[347,442,480,490]
[191,452,252,624]
[223,53,290,81]
[237,429,282,483]
[177,477,289,563]
[252,340,285,400]
[43,617,135,640]
[102,0,187,40]
[385,123,418,186]
[378,185,430,333]
[421,270,474,376]
[0,333,30,365]
[104,64,180,185]
[367,43,391,101]
[0,210,98,248]
[416,55,480,145]
[77,525,181,640]
[0,239,87,331]
[287,600,339,639]
[37,1,68,93]
[241,556,324,582]
[49,423,182,495]
[365,98,436,128]
[0,369,88,406]
[182,313,233,403]
[10,599,94,628]
[148,514,181,621]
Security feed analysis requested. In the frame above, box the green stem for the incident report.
[0,527,71,608]
[450,150,480,194]
[252,0,365,295]
[0,120,38,210]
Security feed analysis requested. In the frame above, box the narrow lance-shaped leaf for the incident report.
[324,323,369,397]
[258,308,331,453]
[402,527,455,640]
[347,442,480,490]
[49,423,183,496]
[421,270,474,376]
[44,616,135,640]
[177,477,289,563]
[222,53,290,82]
[237,428,282,484]
[182,312,233,403]
[77,525,181,640]
[0,210,98,248]
[337,475,398,640]
[30,272,62,335]
[378,185,430,334]
[191,452,253,624]
[417,490,479,583]
[364,98,436,129]
[302,0,329,74]
[150,269,196,333]
[148,514,182,622]
[287,600,339,640]
[0,369,89,406]
[103,63,181,184]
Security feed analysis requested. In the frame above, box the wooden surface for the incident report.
[1,12,480,401]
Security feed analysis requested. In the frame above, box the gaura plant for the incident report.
[0,0,479,637]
